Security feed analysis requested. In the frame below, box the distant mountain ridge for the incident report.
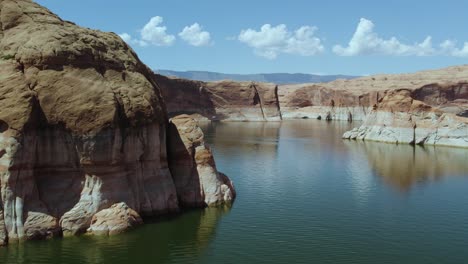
[155,69,359,84]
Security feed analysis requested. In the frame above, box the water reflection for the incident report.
[0,207,230,264]
[199,121,281,153]
[344,141,468,191]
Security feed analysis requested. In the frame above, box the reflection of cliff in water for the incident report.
[0,207,230,264]
[199,120,355,156]
[199,121,281,156]
[345,141,468,191]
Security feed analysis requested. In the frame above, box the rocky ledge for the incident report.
[0,0,234,246]
[342,90,468,147]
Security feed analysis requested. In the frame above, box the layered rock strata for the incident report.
[156,74,282,121]
[157,67,468,147]
[0,0,234,246]
[342,90,468,147]
[157,67,468,122]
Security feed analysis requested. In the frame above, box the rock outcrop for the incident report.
[168,115,235,207]
[87,202,143,236]
[0,0,234,246]
[342,90,468,147]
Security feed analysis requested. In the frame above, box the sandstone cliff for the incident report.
[278,66,468,121]
[156,74,282,121]
[342,89,468,147]
[157,66,468,147]
[0,0,234,246]
[158,66,467,121]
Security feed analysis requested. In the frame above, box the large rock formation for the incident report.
[158,66,468,120]
[277,83,376,121]
[278,66,468,121]
[0,0,234,246]
[156,74,282,121]
[157,66,468,147]
[342,90,468,147]
[168,115,235,207]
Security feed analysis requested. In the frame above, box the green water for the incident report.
[1,120,468,264]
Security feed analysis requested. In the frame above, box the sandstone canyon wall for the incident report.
[156,74,282,121]
[157,66,468,147]
[0,0,234,246]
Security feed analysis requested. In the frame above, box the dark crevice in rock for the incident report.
[274,85,283,120]
[0,119,8,133]
[23,95,49,131]
[252,89,261,105]
[457,110,468,117]
[16,61,24,74]
[250,83,266,120]
[410,124,417,145]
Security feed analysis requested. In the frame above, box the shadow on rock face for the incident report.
[166,121,204,207]
[0,120,8,133]
[167,115,236,208]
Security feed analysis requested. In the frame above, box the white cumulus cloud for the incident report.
[333,18,435,56]
[179,23,212,46]
[238,24,324,59]
[333,18,468,57]
[140,16,176,46]
[120,16,175,47]
[440,40,468,57]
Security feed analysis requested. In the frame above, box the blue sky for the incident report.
[36,0,468,75]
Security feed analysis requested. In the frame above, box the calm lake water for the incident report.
[1,120,468,264]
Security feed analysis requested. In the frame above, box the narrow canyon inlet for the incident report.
[1,121,467,264]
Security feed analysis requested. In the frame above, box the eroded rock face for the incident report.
[156,74,282,121]
[0,0,234,245]
[87,202,143,236]
[168,115,235,207]
[157,66,468,146]
[158,66,468,124]
[277,84,379,121]
[342,90,468,147]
